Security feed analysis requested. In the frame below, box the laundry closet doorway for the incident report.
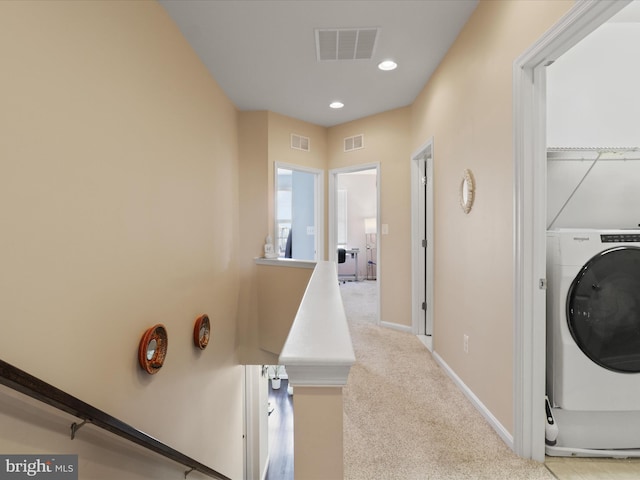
[329,164,380,324]
[514,0,633,461]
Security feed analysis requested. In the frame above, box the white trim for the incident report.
[512,0,630,461]
[380,320,412,334]
[433,351,514,449]
[546,446,640,458]
[410,139,434,346]
[417,334,432,351]
[284,365,353,387]
[244,365,267,480]
[254,257,316,269]
[274,162,325,261]
[243,366,249,480]
[328,172,336,263]
[279,262,356,387]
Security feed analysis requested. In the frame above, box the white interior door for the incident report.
[411,139,434,350]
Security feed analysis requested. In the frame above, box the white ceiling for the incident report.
[608,0,640,22]
[159,0,478,127]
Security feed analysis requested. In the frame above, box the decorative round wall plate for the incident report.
[460,169,475,214]
[193,314,211,350]
[138,324,168,375]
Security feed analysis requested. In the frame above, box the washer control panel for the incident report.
[601,233,640,243]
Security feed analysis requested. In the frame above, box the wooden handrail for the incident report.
[0,358,231,480]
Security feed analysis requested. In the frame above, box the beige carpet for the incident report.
[340,280,555,480]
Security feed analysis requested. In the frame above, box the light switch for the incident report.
[382,224,389,235]
[307,226,315,235]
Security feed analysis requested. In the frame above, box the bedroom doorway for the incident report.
[329,163,380,324]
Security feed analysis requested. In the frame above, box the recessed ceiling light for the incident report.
[378,60,397,71]
[329,101,344,109]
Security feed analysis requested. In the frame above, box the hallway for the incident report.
[265,280,640,479]
[339,281,550,479]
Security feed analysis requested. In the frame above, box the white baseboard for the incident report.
[416,335,433,352]
[432,351,514,450]
[546,445,640,458]
[380,320,412,333]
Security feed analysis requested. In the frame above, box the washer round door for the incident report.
[567,246,640,373]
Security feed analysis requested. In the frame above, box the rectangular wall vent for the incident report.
[291,134,310,152]
[315,28,379,61]
[344,134,364,152]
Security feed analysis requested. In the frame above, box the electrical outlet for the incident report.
[463,334,469,353]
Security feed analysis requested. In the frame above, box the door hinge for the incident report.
[421,302,427,311]
[539,278,547,290]
[422,239,427,248]
[421,176,427,186]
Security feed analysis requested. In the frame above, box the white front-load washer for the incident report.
[546,229,640,456]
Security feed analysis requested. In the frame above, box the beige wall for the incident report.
[267,112,329,258]
[236,111,279,364]
[267,112,329,170]
[328,108,413,327]
[293,387,344,480]
[0,1,243,478]
[236,111,327,363]
[411,0,573,433]
[0,1,578,473]
[240,106,413,336]
[256,263,314,355]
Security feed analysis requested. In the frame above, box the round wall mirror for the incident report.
[460,169,475,214]
[138,324,168,375]
[193,314,211,350]
[146,339,157,361]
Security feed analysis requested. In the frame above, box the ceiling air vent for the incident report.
[291,133,310,152]
[315,28,379,61]
[344,134,364,152]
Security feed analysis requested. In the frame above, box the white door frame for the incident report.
[512,0,630,461]
[243,365,268,480]
[410,139,434,350]
[328,163,380,317]
[274,162,324,260]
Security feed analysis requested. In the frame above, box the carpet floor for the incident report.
[340,280,555,480]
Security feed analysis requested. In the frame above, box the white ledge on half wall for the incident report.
[279,261,356,387]
[254,257,316,269]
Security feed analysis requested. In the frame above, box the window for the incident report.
[275,164,323,261]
